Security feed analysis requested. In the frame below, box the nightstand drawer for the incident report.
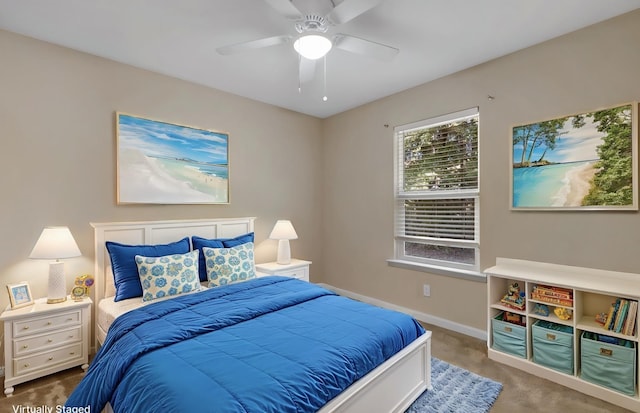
[13,327,82,356]
[255,260,311,282]
[14,342,84,376]
[13,310,81,338]
[279,267,308,280]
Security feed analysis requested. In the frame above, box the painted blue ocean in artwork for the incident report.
[513,161,595,208]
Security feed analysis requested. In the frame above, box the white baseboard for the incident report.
[318,283,488,341]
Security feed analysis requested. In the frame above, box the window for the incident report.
[393,107,479,272]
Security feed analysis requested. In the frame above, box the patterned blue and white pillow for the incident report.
[203,242,255,288]
[135,250,201,302]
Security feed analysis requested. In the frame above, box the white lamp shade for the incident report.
[30,226,81,304]
[30,227,81,259]
[269,220,298,240]
[269,220,298,265]
[294,35,332,60]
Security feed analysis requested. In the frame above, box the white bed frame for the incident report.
[92,218,431,413]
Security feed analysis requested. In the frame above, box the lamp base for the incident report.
[276,239,292,265]
[47,261,68,304]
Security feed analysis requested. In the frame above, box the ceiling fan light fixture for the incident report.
[294,35,332,60]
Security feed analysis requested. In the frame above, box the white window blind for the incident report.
[394,107,479,270]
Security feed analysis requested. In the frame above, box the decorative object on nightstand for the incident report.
[255,259,311,282]
[1,297,92,396]
[6,282,34,309]
[269,220,298,265]
[72,274,94,301]
[29,226,82,304]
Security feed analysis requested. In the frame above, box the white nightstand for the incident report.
[1,297,92,396]
[255,259,311,282]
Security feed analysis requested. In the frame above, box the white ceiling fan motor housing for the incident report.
[296,15,329,33]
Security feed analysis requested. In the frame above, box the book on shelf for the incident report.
[613,299,629,333]
[623,301,638,336]
[532,284,573,300]
[530,293,573,307]
[604,299,619,331]
[603,298,637,336]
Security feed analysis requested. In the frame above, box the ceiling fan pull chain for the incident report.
[322,55,328,102]
[298,54,302,94]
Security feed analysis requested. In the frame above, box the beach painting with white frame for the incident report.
[117,113,229,204]
[512,103,637,210]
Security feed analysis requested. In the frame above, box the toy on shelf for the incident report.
[533,303,550,317]
[503,311,525,326]
[500,283,526,311]
[554,306,573,320]
[595,312,608,326]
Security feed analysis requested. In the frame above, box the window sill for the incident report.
[387,259,486,283]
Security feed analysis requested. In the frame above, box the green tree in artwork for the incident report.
[582,106,633,206]
[513,118,567,167]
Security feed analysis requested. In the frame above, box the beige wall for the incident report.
[0,30,323,320]
[1,8,640,354]
[321,10,640,332]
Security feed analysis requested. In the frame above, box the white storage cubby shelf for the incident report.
[486,258,640,412]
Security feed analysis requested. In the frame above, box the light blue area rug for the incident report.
[406,357,503,413]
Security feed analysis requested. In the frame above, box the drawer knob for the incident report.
[47,321,52,325]
[24,363,29,368]
[69,352,75,355]
[22,345,28,349]
[48,357,54,361]
[23,326,29,330]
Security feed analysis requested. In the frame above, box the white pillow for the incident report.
[203,242,255,287]
[135,250,201,301]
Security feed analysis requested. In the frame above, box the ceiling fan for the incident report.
[216,0,398,90]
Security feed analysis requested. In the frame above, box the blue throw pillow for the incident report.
[106,237,190,302]
[192,232,254,282]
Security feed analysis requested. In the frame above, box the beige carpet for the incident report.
[1,323,633,413]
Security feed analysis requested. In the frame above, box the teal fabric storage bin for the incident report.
[581,332,636,396]
[532,320,574,374]
[492,313,526,358]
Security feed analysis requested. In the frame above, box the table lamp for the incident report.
[29,226,81,304]
[269,220,298,265]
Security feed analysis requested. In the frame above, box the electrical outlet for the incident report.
[423,284,431,297]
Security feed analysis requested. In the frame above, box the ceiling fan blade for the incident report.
[299,56,317,84]
[264,0,304,20]
[217,35,291,55]
[326,0,384,25]
[333,34,398,61]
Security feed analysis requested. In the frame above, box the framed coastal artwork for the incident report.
[7,282,34,309]
[116,113,229,204]
[511,103,637,210]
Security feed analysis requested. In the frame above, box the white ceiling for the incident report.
[1,0,639,118]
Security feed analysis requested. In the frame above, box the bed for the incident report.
[68,218,431,412]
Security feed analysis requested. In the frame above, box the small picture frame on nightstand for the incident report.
[6,282,34,309]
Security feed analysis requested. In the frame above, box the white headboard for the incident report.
[91,217,255,320]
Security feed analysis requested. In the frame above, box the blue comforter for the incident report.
[66,276,424,412]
